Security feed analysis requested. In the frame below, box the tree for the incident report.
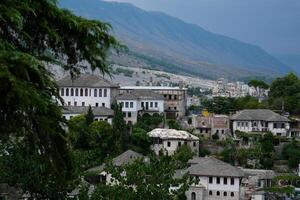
[168,119,181,130]
[173,145,195,169]
[129,128,152,155]
[85,105,94,126]
[0,0,120,198]
[282,139,300,169]
[248,79,269,89]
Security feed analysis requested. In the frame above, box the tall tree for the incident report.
[0,0,120,198]
[86,105,95,126]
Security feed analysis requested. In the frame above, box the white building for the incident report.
[62,106,114,124]
[116,90,165,124]
[57,74,119,109]
[184,157,244,200]
[231,109,290,136]
[148,128,199,156]
[120,86,187,119]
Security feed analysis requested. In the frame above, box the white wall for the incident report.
[63,113,112,125]
[151,139,199,156]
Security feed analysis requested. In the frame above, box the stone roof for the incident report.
[57,74,119,88]
[195,115,229,129]
[187,157,244,177]
[117,90,164,101]
[148,128,199,141]
[62,106,114,116]
[87,150,144,173]
[241,168,276,180]
[231,109,289,122]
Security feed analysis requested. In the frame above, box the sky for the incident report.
[105,0,300,55]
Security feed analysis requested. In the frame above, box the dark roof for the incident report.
[57,74,119,88]
[62,106,114,116]
[187,157,244,177]
[87,150,144,173]
[231,109,289,122]
[116,90,164,101]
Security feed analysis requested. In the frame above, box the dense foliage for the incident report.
[282,139,300,169]
[0,0,120,198]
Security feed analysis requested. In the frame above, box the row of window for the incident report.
[119,101,160,109]
[66,101,105,107]
[209,177,235,185]
[163,94,178,100]
[166,141,197,147]
[208,190,235,197]
[61,88,108,97]
[123,112,132,118]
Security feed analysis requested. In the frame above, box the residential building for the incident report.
[120,86,187,119]
[62,106,114,124]
[240,168,275,200]
[57,74,119,108]
[289,117,300,138]
[148,128,199,156]
[187,95,201,108]
[185,157,244,200]
[116,89,164,124]
[231,109,290,136]
[192,114,231,140]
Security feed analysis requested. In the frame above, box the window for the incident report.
[75,88,78,96]
[85,88,88,96]
[209,191,212,196]
[237,122,240,127]
[155,102,158,108]
[174,107,177,110]
[164,94,167,98]
[99,89,102,97]
[193,142,196,147]
[231,192,234,197]
[231,178,235,185]
[66,88,69,96]
[216,130,219,134]
[130,102,133,108]
[150,102,153,107]
[94,89,97,97]
[224,192,227,196]
[68,101,71,106]
[104,89,107,97]
[174,95,177,100]
[191,192,196,200]
[128,112,131,118]
[222,130,224,134]
[224,177,227,185]
[169,95,172,100]
[61,88,64,96]
[216,191,220,196]
[274,123,277,128]
[178,142,181,147]
[95,103,99,107]
[80,88,83,96]
[217,177,220,184]
[102,103,105,107]
[125,102,129,108]
[167,141,171,147]
[82,102,85,106]
[209,177,213,183]
[146,102,149,109]
[281,123,285,128]
[71,88,74,96]
[141,102,144,108]
[123,112,126,117]
[74,101,77,106]
[121,102,124,108]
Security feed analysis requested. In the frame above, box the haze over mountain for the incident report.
[60,0,291,80]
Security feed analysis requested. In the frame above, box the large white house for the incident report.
[184,157,244,200]
[148,128,199,156]
[231,109,290,136]
[57,74,119,108]
[116,89,165,124]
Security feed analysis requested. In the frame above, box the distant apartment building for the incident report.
[183,157,244,200]
[148,128,199,156]
[57,74,119,108]
[192,114,231,140]
[231,109,290,136]
[116,89,164,124]
[120,86,187,119]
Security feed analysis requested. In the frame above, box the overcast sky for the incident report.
[105,0,300,55]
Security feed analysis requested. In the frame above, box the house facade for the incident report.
[231,109,290,136]
[148,128,199,156]
[185,157,244,200]
[57,74,119,109]
[116,90,164,124]
[120,86,187,119]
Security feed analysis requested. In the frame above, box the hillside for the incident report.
[274,54,300,75]
[60,0,291,80]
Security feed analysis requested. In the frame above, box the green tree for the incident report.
[0,0,120,197]
[129,128,152,155]
[282,139,300,169]
[85,105,94,126]
[168,119,181,130]
[173,145,195,169]
[248,79,269,89]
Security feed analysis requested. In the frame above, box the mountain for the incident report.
[274,54,300,75]
[59,0,291,80]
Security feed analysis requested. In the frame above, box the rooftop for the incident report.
[120,86,187,90]
[57,74,119,88]
[148,128,199,141]
[117,89,164,101]
[87,150,144,173]
[187,157,244,177]
[241,168,276,179]
[62,106,114,116]
[231,109,289,122]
